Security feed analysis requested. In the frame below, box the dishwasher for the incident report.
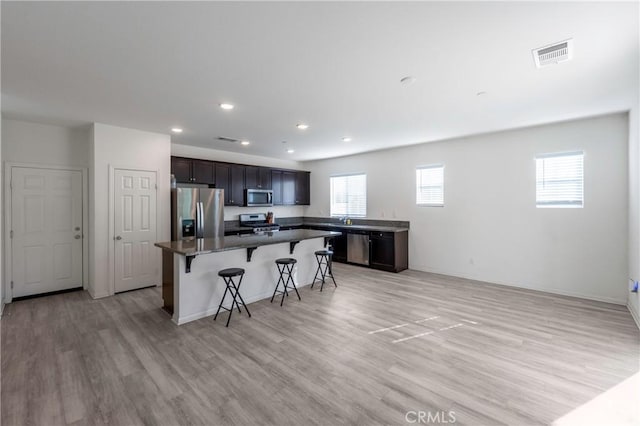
[347,231,370,265]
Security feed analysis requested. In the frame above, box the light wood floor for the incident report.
[2,264,639,425]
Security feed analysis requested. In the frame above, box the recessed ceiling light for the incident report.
[171,127,183,133]
[240,140,250,146]
[296,123,309,130]
[400,76,417,86]
[342,137,352,142]
[220,103,234,110]
[287,149,295,154]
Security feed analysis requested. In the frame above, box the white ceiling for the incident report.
[2,1,638,161]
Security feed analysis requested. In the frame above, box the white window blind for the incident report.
[330,174,366,217]
[536,151,584,208]
[416,165,444,206]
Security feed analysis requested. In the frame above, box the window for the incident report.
[330,174,366,217]
[416,165,444,206]
[536,151,584,208]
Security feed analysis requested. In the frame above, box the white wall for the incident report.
[304,113,629,304]
[2,118,89,167]
[171,143,306,221]
[2,118,90,304]
[628,106,640,326]
[0,116,3,313]
[89,123,171,298]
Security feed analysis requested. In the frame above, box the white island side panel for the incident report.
[173,238,325,324]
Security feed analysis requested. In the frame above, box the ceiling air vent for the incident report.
[217,136,239,143]
[532,39,573,68]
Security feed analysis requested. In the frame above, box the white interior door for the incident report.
[11,167,83,298]
[114,169,157,293]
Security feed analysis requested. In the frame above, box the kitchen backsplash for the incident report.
[223,205,304,221]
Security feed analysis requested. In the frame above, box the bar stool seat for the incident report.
[214,267,251,327]
[218,268,245,277]
[312,250,337,291]
[271,258,300,306]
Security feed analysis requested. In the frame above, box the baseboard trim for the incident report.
[409,264,627,305]
[628,303,640,330]
[89,291,110,299]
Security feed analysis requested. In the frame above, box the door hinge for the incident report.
[10,281,13,289]
[155,184,158,190]
[10,230,13,239]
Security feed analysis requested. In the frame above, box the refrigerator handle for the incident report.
[196,201,204,238]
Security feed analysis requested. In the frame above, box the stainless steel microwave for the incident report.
[245,188,273,207]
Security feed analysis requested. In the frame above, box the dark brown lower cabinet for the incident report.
[326,227,408,273]
[369,232,395,270]
[330,232,347,263]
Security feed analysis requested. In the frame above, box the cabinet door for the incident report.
[229,164,245,206]
[369,232,395,270]
[295,171,310,205]
[331,232,348,263]
[259,167,272,189]
[272,170,283,205]
[171,157,192,183]
[282,171,296,205]
[245,166,259,189]
[214,163,231,204]
[192,160,215,185]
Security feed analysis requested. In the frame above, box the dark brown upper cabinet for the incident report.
[272,170,283,205]
[171,157,193,183]
[171,157,215,185]
[245,166,272,189]
[230,164,245,206]
[215,162,245,206]
[171,156,309,206]
[192,160,215,184]
[295,171,310,205]
[270,170,310,206]
[282,171,296,205]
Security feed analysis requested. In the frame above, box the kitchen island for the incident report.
[155,229,340,325]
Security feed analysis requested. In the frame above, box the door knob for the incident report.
[115,236,122,240]
[74,235,81,240]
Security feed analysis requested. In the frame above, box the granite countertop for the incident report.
[223,220,409,234]
[155,229,341,256]
[301,222,409,233]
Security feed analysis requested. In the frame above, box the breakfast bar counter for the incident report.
[155,229,340,325]
[155,229,340,257]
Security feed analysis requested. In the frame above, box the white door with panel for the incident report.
[11,167,83,298]
[114,169,158,293]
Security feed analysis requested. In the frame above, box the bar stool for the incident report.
[214,268,251,327]
[271,258,301,306]
[312,250,337,291]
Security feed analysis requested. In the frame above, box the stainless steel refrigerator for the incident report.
[171,185,224,240]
